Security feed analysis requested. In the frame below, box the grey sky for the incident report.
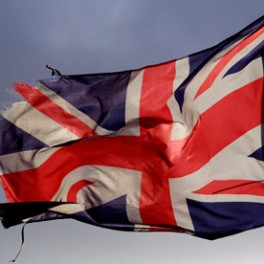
[0,1,264,263]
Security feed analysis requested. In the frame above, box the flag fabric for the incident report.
[0,16,263,240]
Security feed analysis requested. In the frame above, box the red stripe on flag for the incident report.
[15,83,97,139]
[194,26,264,99]
[171,77,263,178]
[140,61,175,133]
[139,61,177,226]
[194,180,264,196]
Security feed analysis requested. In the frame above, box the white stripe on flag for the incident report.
[38,83,114,136]
[0,147,59,174]
[118,70,143,136]
[3,101,79,147]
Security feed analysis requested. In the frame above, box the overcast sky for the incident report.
[0,1,264,263]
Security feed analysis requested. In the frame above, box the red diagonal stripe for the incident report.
[15,83,97,139]
[194,26,264,99]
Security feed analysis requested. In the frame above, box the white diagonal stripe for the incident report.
[38,82,114,136]
[3,101,79,147]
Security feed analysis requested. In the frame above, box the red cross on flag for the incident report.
[0,15,263,239]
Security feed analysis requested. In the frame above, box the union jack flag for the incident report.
[0,16,263,239]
